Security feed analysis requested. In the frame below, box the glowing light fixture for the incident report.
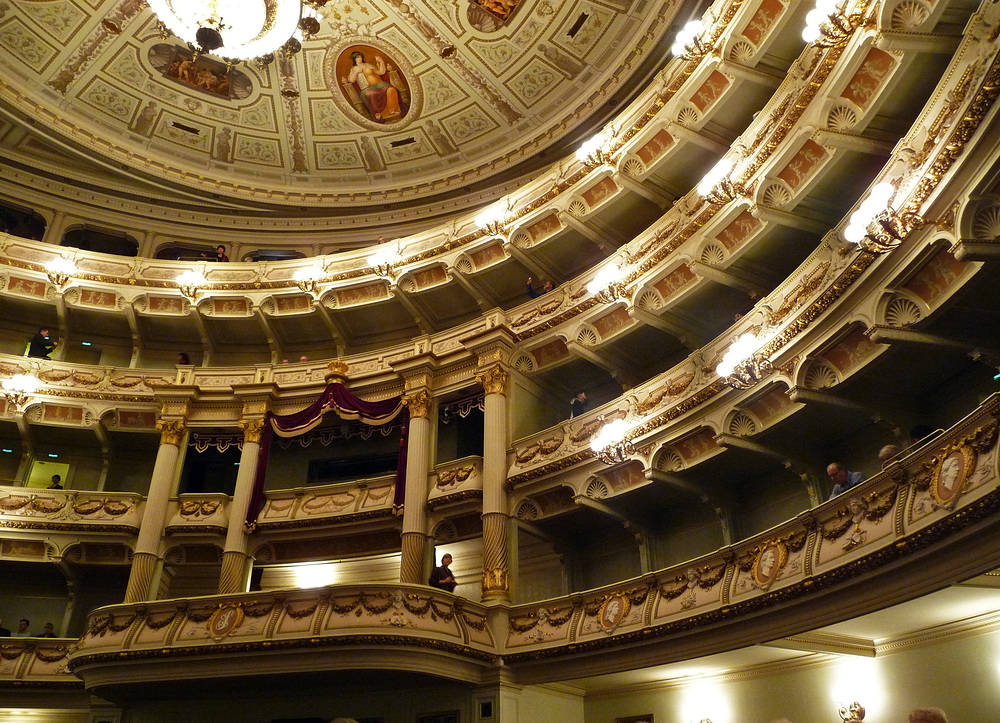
[44,257,78,287]
[590,418,634,464]
[671,19,706,58]
[801,0,855,46]
[697,157,747,204]
[576,134,607,166]
[475,206,509,237]
[716,332,773,389]
[842,181,925,254]
[293,562,337,589]
[292,265,324,293]
[586,263,623,303]
[147,0,325,63]
[2,373,40,408]
[176,269,208,298]
[368,244,403,279]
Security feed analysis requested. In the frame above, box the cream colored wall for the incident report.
[583,628,1000,723]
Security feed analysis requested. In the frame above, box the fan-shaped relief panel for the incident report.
[700,242,727,266]
[252,543,276,564]
[509,230,533,249]
[635,288,663,312]
[584,477,611,499]
[802,359,840,390]
[676,105,701,128]
[397,275,419,293]
[454,255,475,275]
[62,544,85,564]
[432,519,458,542]
[620,156,646,178]
[514,499,540,520]
[881,291,925,327]
[886,0,932,31]
[576,326,599,346]
[827,104,858,132]
[971,203,1000,241]
[727,411,758,437]
[512,352,535,373]
[728,39,756,64]
[566,198,589,218]
[654,447,684,473]
[760,181,792,208]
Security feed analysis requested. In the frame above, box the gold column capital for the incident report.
[475,365,508,396]
[239,417,267,444]
[155,419,186,446]
[404,389,433,419]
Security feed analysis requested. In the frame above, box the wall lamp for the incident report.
[44,257,78,287]
[176,269,208,299]
[717,332,773,389]
[2,373,40,409]
[590,418,635,465]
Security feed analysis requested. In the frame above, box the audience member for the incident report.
[27,327,57,359]
[13,618,30,637]
[177,352,191,365]
[526,277,541,298]
[542,279,554,293]
[202,244,229,262]
[570,390,588,418]
[428,553,457,592]
[827,462,864,499]
[0,618,9,636]
[299,355,309,362]
[878,444,901,466]
[38,622,56,638]
[908,708,948,723]
[47,474,63,490]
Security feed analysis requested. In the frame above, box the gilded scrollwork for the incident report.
[404,389,432,419]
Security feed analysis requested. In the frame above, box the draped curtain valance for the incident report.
[246,383,409,529]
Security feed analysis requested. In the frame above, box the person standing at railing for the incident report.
[27,327,57,359]
[827,462,864,499]
[428,553,457,592]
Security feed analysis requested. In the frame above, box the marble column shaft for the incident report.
[219,417,265,595]
[400,390,432,585]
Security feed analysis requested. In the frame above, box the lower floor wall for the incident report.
[1,625,997,723]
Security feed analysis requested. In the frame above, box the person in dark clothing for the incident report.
[38,622,56,638]
[203,244,229,262]
[526,277,541,298]
[570,390,588,418]
[48,474,62,490]
[428,553,457,592]
[28,327,57,359]
[0,619,10,637]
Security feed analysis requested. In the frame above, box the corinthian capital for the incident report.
[405,389,432,419]
[156,419,186,446]
[239,417,267,443]
[475,365,508,396]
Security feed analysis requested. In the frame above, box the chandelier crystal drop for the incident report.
[147,0,323,61]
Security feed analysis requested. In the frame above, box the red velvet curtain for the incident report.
[245,383,408,530]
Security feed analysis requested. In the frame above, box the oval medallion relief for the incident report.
[325,38,421,130]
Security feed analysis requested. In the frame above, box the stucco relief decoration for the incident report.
[750,540,787,589]
[327,39,421,130]
[596,592,629,633]
[148,44,252,100]
[467,0,524,30]
[911,421,997,518]
[207,603,245,640]
[659,564,726,610]
[820,486,897,552]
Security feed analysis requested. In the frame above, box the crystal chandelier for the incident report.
[146,0,326,62]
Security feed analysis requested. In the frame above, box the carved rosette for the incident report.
[239,418,266,444]
[156,419,186,447]
[475,365,509,397]
[405,389,432,419]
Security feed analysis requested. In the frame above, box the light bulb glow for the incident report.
[368,246,403,269]
[590,418,628,454]
[475,206,507,230]
[176,270,208,287]
[3,374,40,396]
[45,258,78,276]
[292,266,324,283]
[576,134,605,162]
[697,157,734,196]
[586,263,623,295]
[716,332,759,377]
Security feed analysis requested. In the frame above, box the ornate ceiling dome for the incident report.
[0,0,702,225]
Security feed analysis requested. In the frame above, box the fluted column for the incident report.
[124,419,185,603]
[400,389,433,584]
[218,417,265,594]
[477,364,510,604]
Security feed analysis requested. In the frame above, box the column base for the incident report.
[218,550,252,595]
[124,552,159,603]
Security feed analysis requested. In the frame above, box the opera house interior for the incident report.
[3,0,1000,721]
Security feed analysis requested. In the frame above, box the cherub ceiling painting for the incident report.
[337,44,411,125]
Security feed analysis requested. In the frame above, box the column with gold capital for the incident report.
[399,389,432,584]
[477,364,510,603]
[124,418,185,603]
[218,416,266,594]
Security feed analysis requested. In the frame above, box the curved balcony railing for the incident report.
[0,487,144,534]
[0,638,79,688]
[63,392,1000,691]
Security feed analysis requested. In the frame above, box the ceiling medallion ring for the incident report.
[323,37,423,133]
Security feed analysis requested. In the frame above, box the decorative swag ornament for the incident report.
[245,383,409,530]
